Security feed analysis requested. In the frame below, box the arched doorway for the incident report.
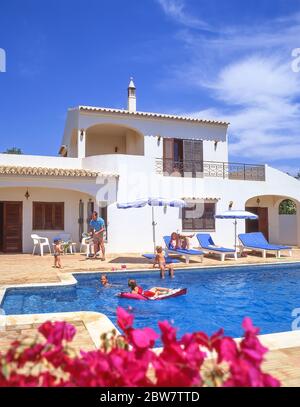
[245,195,299,245]
[245,198,269,240]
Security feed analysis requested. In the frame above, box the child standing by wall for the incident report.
[53,239,63,268]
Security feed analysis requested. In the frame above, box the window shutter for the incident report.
[53,203,64,230]
[33,202,64,230]
[182,201,216,231]
[183,140,203,175]
[33,203,44,230]
[163,138,174,174]
[193,140,203,173]
[183,140,194,174]
[44,204,53,229]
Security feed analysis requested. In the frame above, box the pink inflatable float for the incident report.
[118,288,187,301]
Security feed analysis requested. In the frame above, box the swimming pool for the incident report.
[2,263,300,339]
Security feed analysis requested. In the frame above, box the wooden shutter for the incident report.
[44,204,53,229]
[183,140,194,174]
[3,202,22,252]
[193,140,203,173]
[182,203,196,230]
[182,201,215,231]
[163,138,174,174]
[53,203,64,230]
[33,202,64,230]
[33,203,44,230]
[183,140,203,176]
[203,202,215,230]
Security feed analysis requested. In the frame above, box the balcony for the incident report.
[155,159,266,181]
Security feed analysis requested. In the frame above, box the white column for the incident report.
[77,129,86,158]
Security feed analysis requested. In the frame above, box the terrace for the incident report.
[156,159,266,181]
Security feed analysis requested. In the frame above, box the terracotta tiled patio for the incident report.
[0,249,300,286]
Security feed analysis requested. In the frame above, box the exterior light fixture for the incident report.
[25,189,30,200]
[228,201,233,209]
[256,198,260,206]
[80,129,85,141]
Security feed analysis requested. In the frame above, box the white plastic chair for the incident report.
[31,234,52,256]
[80,235,94,257]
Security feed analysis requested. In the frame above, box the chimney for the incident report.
[127,77,136,112]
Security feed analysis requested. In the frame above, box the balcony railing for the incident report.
[155,159,266,181]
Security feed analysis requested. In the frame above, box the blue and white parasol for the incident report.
[215,210,258,250]
[116,198,148,209]
[117,197,187,252]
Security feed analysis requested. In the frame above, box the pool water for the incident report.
[2,263,300,340]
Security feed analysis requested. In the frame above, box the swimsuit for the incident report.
[137,286,155,298]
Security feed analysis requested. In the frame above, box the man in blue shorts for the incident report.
[89,211,106,260]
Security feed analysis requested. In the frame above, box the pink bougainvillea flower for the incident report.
[195,328,224,351]
[0,313,280,388]
[38,321,76,345]
[158,320,177,345]
[242,317,260,335]
[129,327,158,350]
[217,336,238,364]
[116,306,134,332]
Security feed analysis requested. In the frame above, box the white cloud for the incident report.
[210,57,299,104]
[156,5,300,170]
[156,0,211,30]
[183,56,300,163]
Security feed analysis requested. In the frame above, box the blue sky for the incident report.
[0,0,299,173]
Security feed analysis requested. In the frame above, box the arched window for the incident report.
[279,199,297,215]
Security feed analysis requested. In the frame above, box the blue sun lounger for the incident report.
[238,232,292,258]
[196,233,237,261]
[163,236,204,264]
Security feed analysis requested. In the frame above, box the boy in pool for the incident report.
[153,246,174,279]
[128,279,170,298]
[100,274,111,287]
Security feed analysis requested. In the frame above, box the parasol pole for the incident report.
[234,219,237,251]
[152,206,157,253]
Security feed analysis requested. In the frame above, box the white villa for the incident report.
[0,79,300,254]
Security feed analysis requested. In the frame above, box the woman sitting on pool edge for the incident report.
[128,279,170,298]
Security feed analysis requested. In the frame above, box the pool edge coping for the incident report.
[0,311,120,349]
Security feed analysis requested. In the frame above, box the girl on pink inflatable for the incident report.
[128,279,170,298]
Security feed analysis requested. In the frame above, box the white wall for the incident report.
[203,139,228,163]
[62,108,79,148]
[77,111,228,144]
[278,215,298,245]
